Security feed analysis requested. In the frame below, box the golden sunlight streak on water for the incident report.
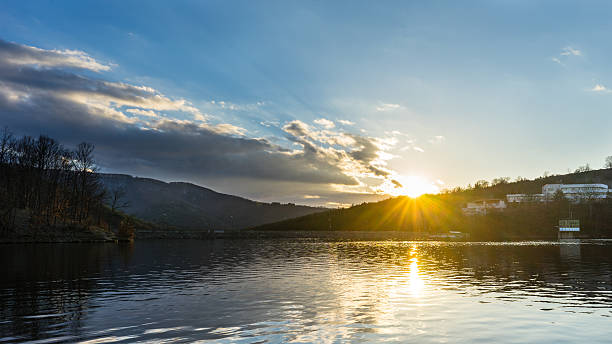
[409,258,425,297]
[408,245,425,297]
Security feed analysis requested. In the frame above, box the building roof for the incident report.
[543,183,608,188]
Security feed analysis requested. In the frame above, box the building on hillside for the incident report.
[506,193,545,203]
[506,183,609,203]
[542,184,608,201]
[462,199,507,216]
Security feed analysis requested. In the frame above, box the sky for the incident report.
[1,1,612,206]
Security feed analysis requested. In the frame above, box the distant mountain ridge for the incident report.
[100,174,325,230]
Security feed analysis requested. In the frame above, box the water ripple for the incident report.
[2,240,612,343]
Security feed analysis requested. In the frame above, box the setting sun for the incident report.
[383,176,440,198]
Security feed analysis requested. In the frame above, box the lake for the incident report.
[2,239,612,343]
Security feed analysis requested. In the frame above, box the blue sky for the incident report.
[1,1,611,205]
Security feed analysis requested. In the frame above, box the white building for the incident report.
[506,193,545,203]
[462,199,507,216]
[542,184,608,201]
[506,183,608,203]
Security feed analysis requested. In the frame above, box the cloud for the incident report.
[125,108,159,118]
[0,39,403,202]
[211,123,248,135]
[338,119,354,126]
[591,84,610,93]
[399,137,425,152]
[281,120,396,180]
[0,62,204,124]
[303,195,321,199]
[313,118,335,129]
[428,135,445,144]
[376,103,401,112]
[551,57,564,66]
[209,99,263,112]
[553,46,582,66]
[560,46,581,56]
[0,39,112,72]
[259,120,280,128]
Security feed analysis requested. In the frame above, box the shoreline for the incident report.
[0,225,119,244]
[1,229,571,243]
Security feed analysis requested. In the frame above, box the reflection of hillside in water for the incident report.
[559,241,581,261]
[410,242,612,308]
[0,243,135,339]
[2,240,612,342]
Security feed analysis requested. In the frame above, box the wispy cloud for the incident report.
[551,57,564,66]
[0,39,112,72]
[303,195,321,199]
[376,103,401,112]
[398,141,423,152]
[552,46,582,66]
[259,120,280,128]
[337,119,354,126]
[560,46,582,56]
[428,135,445,144]
[209,99,263,112]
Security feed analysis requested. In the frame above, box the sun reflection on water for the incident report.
[408,245,425,297]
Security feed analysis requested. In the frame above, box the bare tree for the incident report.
[73,142,100,222]
[108,187,130,212]
[0,127,14,165]
[605,156,612,169]
[0,129,109,230]
[575,164,591,173]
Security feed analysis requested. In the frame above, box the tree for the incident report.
[0,127,14,165]
[552,189,566,202]
[108,187,130,212]
[0,129,109,230]
[575,164,591,173]
[73,142,101,222]
[474,180,489,189]
[491,177,510,186]
[605,156,612,169]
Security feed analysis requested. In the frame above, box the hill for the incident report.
[100,174,325,230]
[251,169,612,240]
[444,168,612,202]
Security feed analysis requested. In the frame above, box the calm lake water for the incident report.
[2,239,612,343]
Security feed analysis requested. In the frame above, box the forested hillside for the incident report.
[252,168,612,240]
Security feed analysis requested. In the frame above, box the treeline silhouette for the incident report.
[0,127,115,232]
[441,163,612,200]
